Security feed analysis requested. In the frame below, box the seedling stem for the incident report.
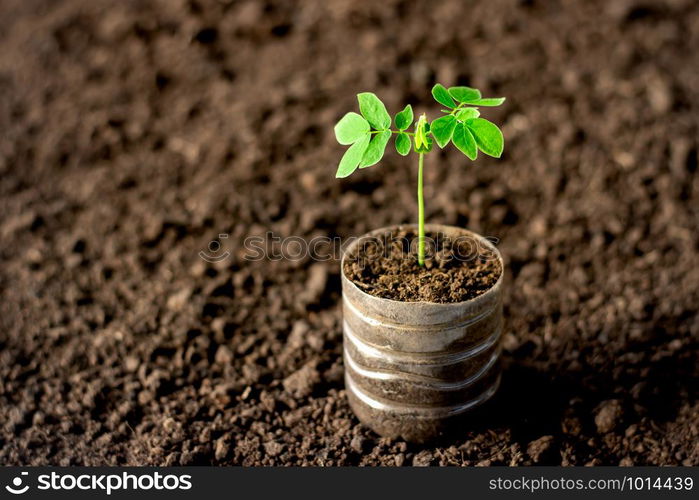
[417,152,425,266]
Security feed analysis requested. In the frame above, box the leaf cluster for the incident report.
[334,84,505,178]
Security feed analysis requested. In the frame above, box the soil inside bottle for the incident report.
[343,228,502,303]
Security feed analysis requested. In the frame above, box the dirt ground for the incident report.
[1,0,698,466]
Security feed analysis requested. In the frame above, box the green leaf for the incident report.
[448,86,481,103]
[466,118,504,158]
[334,112,370,145]
[431,84,455,109]
[335,134,370,178]
[455,108,480,121]
[452,123,478,161]
[357,93,391,130]
[414,135,433,153]
[462,97,506,107]
[360,131,391,168]
[394,105,413,131]
[430,115,457,148]
[414,122,432,153]
[395,132,411,156]
[414,114,428,149]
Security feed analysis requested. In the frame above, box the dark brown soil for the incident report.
[1,0,698,466]
[343,228,501,303]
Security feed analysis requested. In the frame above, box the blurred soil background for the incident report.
[0,0,698,465]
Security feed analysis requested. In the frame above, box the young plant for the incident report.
[334,84,506,266]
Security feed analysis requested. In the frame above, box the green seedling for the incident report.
[334,83,506,266]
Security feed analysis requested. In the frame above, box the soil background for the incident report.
[1,0,698,466]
